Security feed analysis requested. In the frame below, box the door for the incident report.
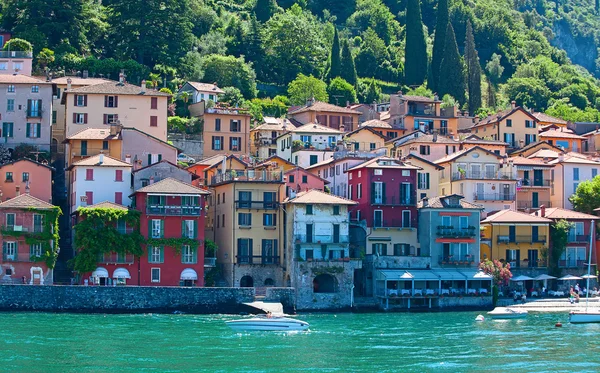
[523,170,530,186]
[81,141,88,156]
[443,243,451,261]
[533,170,543,186]
[373,210,383,228]
[528,249,538,268]
[476,183,484,199]
[470,164,481,179]
[532,192,539,208]
[502,184,511,200]
[333,224,340,243]
[532,226,539,242]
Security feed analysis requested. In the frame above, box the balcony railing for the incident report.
[204,257,216,267]
[236,255,280,265]
[436,227,477,238]
[2,253,18,261]
[517,201,551,210]
[295,234,349,244]
[26,109,43,118]
[473,193,515,201]
[147,205,201,216]
[520,179,551,187]
[371,196,416,206]
[99,253,135,264]
[211,169,283,185]
[408,108,435,116]
[3,225,30,233]
[559,259,587,268]
[373,219,413,229]
[438,255,476,267]
[452,172,514,181]
[568,234,590,243]
[497,235,547,244]
[254,138,277,146]
[0,51,33,58]
[507,260,547,268]
[235,200,279,210]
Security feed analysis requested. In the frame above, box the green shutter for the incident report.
[148,219,152,238]
[193,220,198,239]
[193,247,197,264]
[37,123,41,138]
[148,245,153,262]
[160,246,164,263]
[382,183,386,204]
[2,242,6,260]
[274,239,278,260]
[26,123,30,138]
[158,154,162,162]
[181,220,186,237]
[14,242,17,261]
[371,183,376,203]
[160,220,164,238]
[148,154,152,165]
[426,173,430,189]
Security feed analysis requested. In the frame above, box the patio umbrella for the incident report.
[558,274,583,281]
[581,274,598,279]
[534,274,557,291]
[511,275,534,281]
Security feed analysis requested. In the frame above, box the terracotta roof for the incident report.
[202,154,248,172]
[286,189,357,205]
[360,119,392,129]
[400,134,458,146]
[482,209,551,223]
[185,82,224,94]
[346,156,421,171]
[51,77,113,86]
[509,141,564,156]
[252,117,294,132]
[417,195,482,209]
[403,154,444,170]
[549,153,600,165]
[191,154,227,167]
[508,156,554,167]
[472,107,537,128]
[121,127,177,150]
[531,207,597,220]
[66,128,120,141]
[305,157,335,169]
[71,154,131,168]
[346,126,387,139]
[132,159,189,174]
[400,95,439,103]
[291,122,343,134]
[0,75,50,84]
[288,101,361,115]
[284,167,330,184]
[460,134,508,146]
[0,158,54,171]
[532,112,568,125]
[133,177,209,195]
[539,129,586,140]
[0,194,55,210]
[81,201,129,211]
[528,149,561,159]
[434,146,502,165]
[64,82,171,96]
[256,155,296,168]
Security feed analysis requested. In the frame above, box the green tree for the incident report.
[36,48,55,70]
[464,20,482,115]
[569,176,600,214]
[486,53,504,84]
[200,54,258,99]
[429,0,448,93]
[287,74,328,105]
[339,39,357,86]
[219,87,245,107]
[504,77,551,109]
[346,0,400,44]
[326,27,341,81]
[327,77,357,105]
[361,78,382,103]
[549,220,574,277]
[438,23,466,105]
[2,37,33,52]
[225,16,245,58]
[404,0,428,86]
[254,0,280,23]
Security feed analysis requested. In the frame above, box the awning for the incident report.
[180,268,198,280]
[113,268,131,279]
[368,237,392,242]
[434,270,467,281]
[376,270,414,281]
[92,267,109,278]
[460,270,493,280]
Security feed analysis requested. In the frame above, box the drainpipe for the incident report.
[350,284,355,308]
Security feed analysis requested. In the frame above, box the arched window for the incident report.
[313,274,337,293]
[264,278,275,287]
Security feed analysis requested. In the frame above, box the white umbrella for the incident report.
[581,274,598,279]
[511,275,534,282]
[559,274,583,281]
[534,274,556,280]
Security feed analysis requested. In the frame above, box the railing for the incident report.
[520,179,551,187]
[438,255,476,267]
[236,255,280,265]
[211,169,283,185]
[254,138,277,146]
[438,127,449,136]
[235,201,279,210]
[408,108,435,116]
[0,51,33,58]
[568,234,590,243]
[3,225,30,233]
[293,143,337,152]
[99,253,135,264]
[373,219,413,229]
[205,107,249,115]
[294,234,349,244]
[147,205,201,216]
[436,227,477,238]
[371,196,416,206]
[452,171,514,181]
[204,257,217,267]
[517,201,551,210]
[26,109,43,118]
[497,235,547,244]
[473,193,515,201]
[509,260,547,269]
[559,259,587,268]
[2,253,18,261]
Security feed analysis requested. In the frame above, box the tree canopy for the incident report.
[569,176,600,214]
[287,74,328,105]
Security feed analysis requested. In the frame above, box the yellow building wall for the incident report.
[345,130,385,151]
[68,139,122,165]
[480,223,550,264]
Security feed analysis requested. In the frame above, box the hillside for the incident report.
[1,0,600,120]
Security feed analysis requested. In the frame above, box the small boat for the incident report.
[487,307,528,319]
[226,315,309,331]
[569,310,600,324]
[475,315,485,322]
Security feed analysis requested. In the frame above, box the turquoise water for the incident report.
[0,311,598,372]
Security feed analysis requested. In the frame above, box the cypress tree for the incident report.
[430,0,449,93]
[326,27,342,82]
[254,0,278,23]
[404,0,428,86]
[464,20,482,115]
[339,39,358,86]
[438,23,466,105]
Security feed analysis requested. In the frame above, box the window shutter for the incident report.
[238,137,242,151]
[114,96,118,108]
[73,95,77,106]
[158,154,162,162]
[182,220,186,237]
[26,123,30,138]
[36,123,41,138]
[426,173,430,189]
[37,99,42,113]
[103,114,108,124]
[148,154,152,165]
[83,95,87,106]
[160,220,164,238]
[148,245,152,261]
[211,136,215,150]
[160,246,164,263]
[151,97,157,109]
[263,214,267,226]
[104,96,108,107]
[249,239,253,257]
[371,182,375,203]
[230,119,234,131]
[148,220,152,239]
[237,238,241,257]
[2,242,5,259]
[73,113,77,123]
[193,220,198,239]
[229,137,233,150]
[382,183,386,204]
[14,242,17,261]
[274,239,278,258]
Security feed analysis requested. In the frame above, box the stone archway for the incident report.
[313,274,338,293]
[30,267,44,285]
[240,275,254,287]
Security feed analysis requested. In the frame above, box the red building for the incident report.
[346,156,421,256]
[132,178,210,286]
[0,31,10,48]
[0,194,59,284]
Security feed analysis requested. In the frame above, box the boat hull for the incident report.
[226,317,309,331]
[487,307,528,319]
[569,311,600,324]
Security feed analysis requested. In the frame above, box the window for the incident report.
[402,210,411,228]
[113,169,123,182]
[26,123,41,138]
[75,95,86,107]
[150,116,158,127]
[237,238,252,263]
[151,219,163,238]
[525,120,536,128]
[306,205,313,215]
[183,220,196,238]
[506,119,512,127]
[302,175,308,183]
[13,62,22,71]
[374,210,383,227]
[300,135,311,144]
[238,213,252,226]
[593,169,598,178]
[372,243,387,256]
[420,145,430,155]
[148,246,164,264]
[263,213,276,227]
[573,168,580,181]
[574,182,579,192]
[104,114,118,124]
[85,191,93,205]
[102,141,109,150]
[2,122,14,138]
[33,214,43,233]
[5,172,13,182]
[329,136,337,148]
[289,175,295,183]
[7,85,15,93]
[151,97,158,110]
[104,95,118,108]
[215,118,221,131]
[74,113,87,124]
[333,205,340,215]
[52,111,57,124]
[31,85,39,93]
[5,213,15,229]
[525,134,537,145]
[115,192,123,205]
[263,192,276,209]
[85,169,93,180]
[336,165,340,176]
[459,216,468,230]
[22,172,29,182]
[230,137,241,151]
[30,243,42,257]
[238,191,251,208]
[0,62,6,70]
[373,182,383,203]
[418,173,430,190]
[370,143,377,151]
[4,241,16,260]
[261,239,278,264]
[230,120,241,132]
[151,268,161,282]
[6,99,14,111]
[358,183,362,199]
[310,155,318,166]
[348,184,353,199]
[212,136,223,150]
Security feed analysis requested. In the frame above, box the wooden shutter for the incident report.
[14,242,18,261]
[103,114,108,124]
[26,123,30,138]
[160,220,164,238]
[371,182,375,203]
[158,154,162,162]
[159,246,164,263]
[2,242,5,260]
[181,220,186,237]
[37,99,42,114]
[151,97,157,109]
[426,173,430,189]
[114,96,118,108]
[238,137,242,151]
[150,116,157,127]
[104,96,108,107]
[148,220,152,239]
[36,123,41,138]
[73,95,77,106]
[193,220,198,239]
[148,244,153,261]
[115,192,122,205]
[73,113,77,123]
[83,113,88,124]
[83,95,87,106]
[229,137,233,150]
[147,154,152,165]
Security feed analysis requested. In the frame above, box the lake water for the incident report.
[1,311,599,372]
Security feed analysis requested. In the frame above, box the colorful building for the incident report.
[276,123,344,168]
[344,126,388,152]
[386,93,460,135]
[250,117,293,160]
[538,128,585,153]
[305,156,371,198]
[284,167,328,197]
[288,100,361,132]
[0,159,53,203]
[178,82,224,104]
[548,152,600,210]
[403,154,444,200]
[467,104,539,150]
[198,105,251,159]
[506,156,554,211]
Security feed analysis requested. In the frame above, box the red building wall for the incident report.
[0,33,10,48]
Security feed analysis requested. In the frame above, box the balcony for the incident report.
[408,108,435,116]
[26,109,43,118]
[473,193,515,201]
[295,234,349,244]
[507,260,547,269]
[254,138,277,146]
[438,255,477,267]
[0,51,33,58]
[517,201,551,210]
[99,253,135,264]
[568,234,591,243]
[205,107,249,115]
[373,219,414,229]
[204,257,217,267]
[371,196,416,206]
[436,226,477,238]
[236,255,280,265]
[146,205,201,216]
[211,169,283,185]
[497,235,547,244]
[520,179,551,187]
[293,142,337,152]
[559,259,587,269]
[235,200,279,210]
[452,171,514,181]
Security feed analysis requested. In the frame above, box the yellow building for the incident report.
[532,111,568,128]
[468,104,539,150]
[508,141,564,158]
[199,106,251,159]
[403,154,444,200]
[250,117,292,160]
[255,155,297,173]
[288,100,361,132]
[506,156,554,211]
[480,210,551,270]
[344,127,387,152]
[208,168,285,287]
[63,127,122,166]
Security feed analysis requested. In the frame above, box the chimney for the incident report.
[149,176,155,184]
[540,205,546,217]
[340,123,345,133]
[511,100,516,109]
[119,72,124,84]
[83,70,89,79]
[99,154,105,164]
[372,100,377,112]
[433,132,438,142]
[15,186,20,197]
[25,181,30,195]
[125,154,132,164]
[110,123,121,136]
[558,152,565,162]
[433,93,439,101]
[141,80,146,94]
[67,78,72,91]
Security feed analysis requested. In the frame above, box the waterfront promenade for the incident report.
[498,297,600,312]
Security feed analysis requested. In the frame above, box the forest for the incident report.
[2,0,600,122]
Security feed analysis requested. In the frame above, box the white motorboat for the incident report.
[569,310,600,324]
[487,307,528,319]
[226,315,309,331]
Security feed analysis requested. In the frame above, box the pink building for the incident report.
[285,167,328,197]
[0,159,53,203]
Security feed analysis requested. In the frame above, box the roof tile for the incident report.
[0,194,55,209]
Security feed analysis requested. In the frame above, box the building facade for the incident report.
[0,159,53,203]
[288,100,361,132]
[200,106,251,159]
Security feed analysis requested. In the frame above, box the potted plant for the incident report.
[458,167,467,179]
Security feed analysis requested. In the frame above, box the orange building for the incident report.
[538,128,585,153]
[0,159,53,203]
[198,106,251,159]
[288,100,361,132]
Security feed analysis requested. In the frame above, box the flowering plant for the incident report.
[479,259,512,285]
